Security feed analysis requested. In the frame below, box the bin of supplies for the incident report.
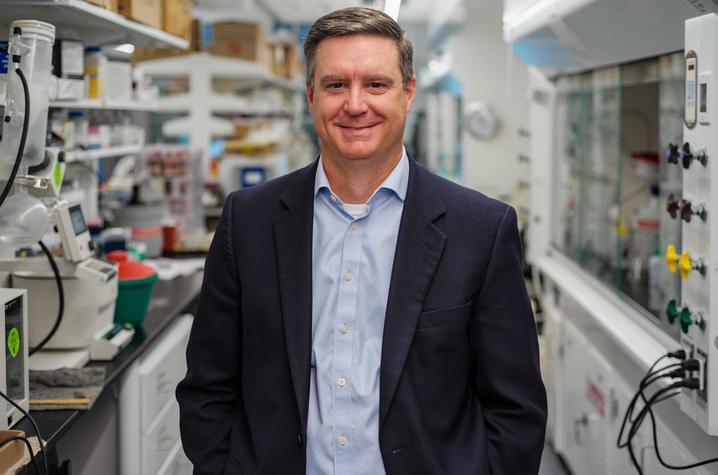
[107,250,158,327]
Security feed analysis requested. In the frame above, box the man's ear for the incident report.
[306,81,314,105]
[405,75,417,112]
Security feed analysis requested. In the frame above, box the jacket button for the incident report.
[297,434,303,445]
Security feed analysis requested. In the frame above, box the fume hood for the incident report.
[503,0,718,73]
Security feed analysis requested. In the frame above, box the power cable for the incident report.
[29,241,64,356]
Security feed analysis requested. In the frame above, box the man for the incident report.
[177,7,547,475]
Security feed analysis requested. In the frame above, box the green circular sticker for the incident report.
[7,328,19,358]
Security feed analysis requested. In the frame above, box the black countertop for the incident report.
[15,270,204,451]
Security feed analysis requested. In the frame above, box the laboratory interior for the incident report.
[1,0,718,473]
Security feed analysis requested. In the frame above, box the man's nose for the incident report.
[344,85,368,116]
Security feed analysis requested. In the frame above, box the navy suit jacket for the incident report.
[177,157,547,474]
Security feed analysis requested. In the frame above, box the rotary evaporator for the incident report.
[0,20,132,429]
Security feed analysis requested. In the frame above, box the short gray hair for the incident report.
[303,7,414,89]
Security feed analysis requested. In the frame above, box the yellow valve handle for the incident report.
[679,251,693,280]
[665,245,679,273]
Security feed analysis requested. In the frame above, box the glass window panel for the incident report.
[578,67,621,286]
[551,53,685,341]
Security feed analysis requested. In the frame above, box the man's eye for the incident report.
[327,83,344,89]
[369,83,385,88]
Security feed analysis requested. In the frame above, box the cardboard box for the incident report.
[85,0,119,11]
[118,0,162,30]
[163,0,193,41]
[52,76,89,102]
[191,19,201,50]
[267,40,303,80]
[132,47,189,64]
[105,61,133,101]
[207,22,265,63]
[132,19,200,64]
[53,40,85,79]
[0,429,28,474]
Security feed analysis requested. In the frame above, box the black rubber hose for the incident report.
[0,65,31,209]
[29,241,64,357]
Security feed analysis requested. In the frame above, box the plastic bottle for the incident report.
[69,110,88,149]
[648,248,663,313]
[84,46,107,99]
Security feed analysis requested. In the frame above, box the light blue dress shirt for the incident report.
[306,151,409,475]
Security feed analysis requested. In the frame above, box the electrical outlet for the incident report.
[696,348,708,400]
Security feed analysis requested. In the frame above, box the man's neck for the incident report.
[321,148,403,204]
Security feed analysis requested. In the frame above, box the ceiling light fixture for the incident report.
[115,44,135,55]
[384,0,401,21]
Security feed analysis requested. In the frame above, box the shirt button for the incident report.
[338,435,347,446]
[337,377,346,387]
[351,222,359,230]
[340,324,348,334]
[345,271,353,281]
[330,195,337,202]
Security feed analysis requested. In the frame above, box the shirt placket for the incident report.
[332,213,363,474]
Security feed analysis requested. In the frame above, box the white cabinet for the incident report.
[561,319,614,475]
[119,314,193,475]
[158,441,193,475]
[142,401,181,475]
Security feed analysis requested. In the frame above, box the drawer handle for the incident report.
[157,378,175,392]
[157,434,176,450]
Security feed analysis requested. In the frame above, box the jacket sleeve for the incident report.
[471,205,547,474]
[176,193,244,474]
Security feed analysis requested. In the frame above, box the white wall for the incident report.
[450,0,530,201]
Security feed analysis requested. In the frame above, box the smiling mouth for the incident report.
[336,123,380,130]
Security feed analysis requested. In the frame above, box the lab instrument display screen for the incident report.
[70,205,87,235]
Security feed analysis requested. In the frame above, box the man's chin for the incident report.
[335,145,379,161]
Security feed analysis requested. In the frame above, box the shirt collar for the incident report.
[314,147,409,203]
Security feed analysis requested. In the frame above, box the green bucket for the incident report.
[114,274,159,327]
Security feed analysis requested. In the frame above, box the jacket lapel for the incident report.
[379,159,446,430]
[273,161,318,443]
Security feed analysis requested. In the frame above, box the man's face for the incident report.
[307,34,416,163]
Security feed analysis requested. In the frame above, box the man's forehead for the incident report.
[314,35,401,75]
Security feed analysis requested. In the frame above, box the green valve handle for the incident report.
[666,299,679,324]
[679,307,693,334]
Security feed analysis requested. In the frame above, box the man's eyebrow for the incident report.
[366,75,394,83]
[319,75,348,85]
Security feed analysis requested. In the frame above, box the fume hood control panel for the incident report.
[678,12,718,435]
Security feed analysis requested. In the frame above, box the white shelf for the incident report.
[154,93,293,116]
[136,53,303,92]
[223,153,285,162]
[0,0,188,49]
[137,53,302,176]
[50,99,158,111]
[65,143,142,162]
[162,116,234,138]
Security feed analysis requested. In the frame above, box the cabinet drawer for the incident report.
[139,315,192,430]
[157,441,193,475]
[142,399,180,475]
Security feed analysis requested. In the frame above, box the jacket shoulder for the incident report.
[224,162,313,213]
